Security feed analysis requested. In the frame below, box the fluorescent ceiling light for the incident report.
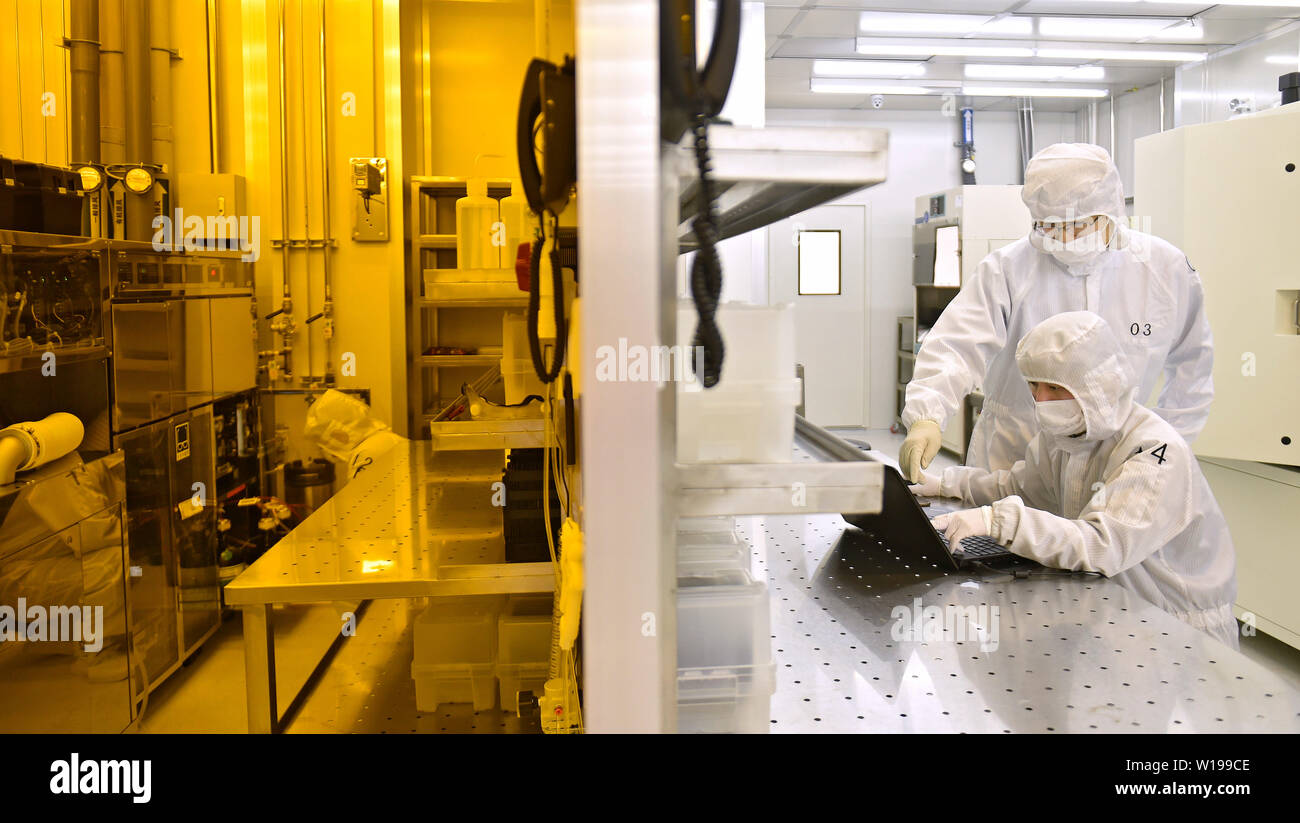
[811,79,935,95]
[1036,47,1206,62]
[858,12,991,35]
[812,59,927,78]
[856,40,1036,59]
[964,64,1106,81]
[1038,17,1202,41]
[1266,54,1300,65]
[962,85,1109,98]
[858,12,1031,37]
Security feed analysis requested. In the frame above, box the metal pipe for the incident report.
[206,0,218,172]
[98,0,125,164]
[319,0,334,382]
[148,0,171,176]
[69,0,101,165]
[122,0,152,240]
[277,0,293,380]
[299,0,313,380]
[793,415,869,464]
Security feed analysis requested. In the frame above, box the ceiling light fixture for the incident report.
[961,85,1109,98]
[1037,16,1203,41]
[811,79,935,95]
[812,59,927,78]
[1035,47,1206,62]
[856,40,1036,59]
[964,64,1106,81]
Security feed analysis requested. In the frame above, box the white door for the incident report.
[768,205,869,427]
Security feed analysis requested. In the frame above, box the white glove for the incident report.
[932,506,994,550]
[907,470,943,498]
[899,420,941,483]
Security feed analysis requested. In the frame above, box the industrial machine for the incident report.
[910,186,1031,459]
[1136,101,1300,650]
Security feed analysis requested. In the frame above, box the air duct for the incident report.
[122,0,153,240]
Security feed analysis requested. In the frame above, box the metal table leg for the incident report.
[242,604,278,734]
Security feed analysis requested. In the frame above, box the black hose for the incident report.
[689,115,724,388]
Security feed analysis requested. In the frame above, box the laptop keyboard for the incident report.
[937,534,1008,558]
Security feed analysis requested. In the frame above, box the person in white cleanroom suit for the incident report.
[912,311,1239,649]
[899,143,1214,482]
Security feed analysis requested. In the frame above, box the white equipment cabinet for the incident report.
[910,186,1030,459]
[1136,103,1300,649]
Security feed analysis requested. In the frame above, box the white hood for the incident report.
[1020,143,1127,225]
[1014,311,1136,442]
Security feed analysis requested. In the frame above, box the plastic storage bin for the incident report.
[676,568,769,669]
[677,302,794,385]
[675,567,774,733]
[677,377,801,463]
[677,662,777,734]
[677,516,737,534]
[411,596,503,712]
[502,311,546,404]
[412,662,497,713]
[678,541,749,577]
[497,594,554,713]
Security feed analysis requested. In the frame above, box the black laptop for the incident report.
[843,463,1017,570]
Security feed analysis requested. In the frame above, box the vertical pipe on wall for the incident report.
[277,0,294,379]
[99,0,124,165]
[298,0,314,379]
[206,0,219,173]
[69,0,101,165]
[319,0,334,383]
[122,0,152,240]
[148,0,171,177]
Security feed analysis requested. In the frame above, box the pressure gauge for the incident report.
[75,165,103,192]
[961,158,977,175]
[124,166,154,194]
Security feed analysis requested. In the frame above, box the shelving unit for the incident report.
[406,176,520,438]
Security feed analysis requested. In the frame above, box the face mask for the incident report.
[1034,398,1086,438]
[1030,222,1111,273]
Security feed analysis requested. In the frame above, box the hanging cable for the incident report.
[527,211,568,383]
[689,114,725,388]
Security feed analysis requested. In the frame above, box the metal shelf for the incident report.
[675,125,889,252]
[676,460,882,517]
[418,354,501,367]
[0,343,109,375]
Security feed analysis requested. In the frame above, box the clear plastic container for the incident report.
[677,530,739,546]
[677,662,776,734]
[456,177,499,270]
[677,302,795,385]
[502,312,546,404]
[677,516,737,535]
[677,377,801,463]
[413,596,503,666]
[676,568,770,670]
[497,595,554,714]
[677,541,748,577]
[411,662,498,712]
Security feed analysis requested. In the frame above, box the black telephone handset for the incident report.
[516,56,577,385]
[660,0,742,143]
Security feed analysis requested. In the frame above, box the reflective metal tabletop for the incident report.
[744,512,1300,733]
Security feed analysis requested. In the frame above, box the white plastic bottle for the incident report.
[456,177,499,270]
[498,179,534,270]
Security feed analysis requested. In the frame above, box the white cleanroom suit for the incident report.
[900,143,1214,478]
[931,311,1240,649]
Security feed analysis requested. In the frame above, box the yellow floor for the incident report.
[140,598,537,733]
